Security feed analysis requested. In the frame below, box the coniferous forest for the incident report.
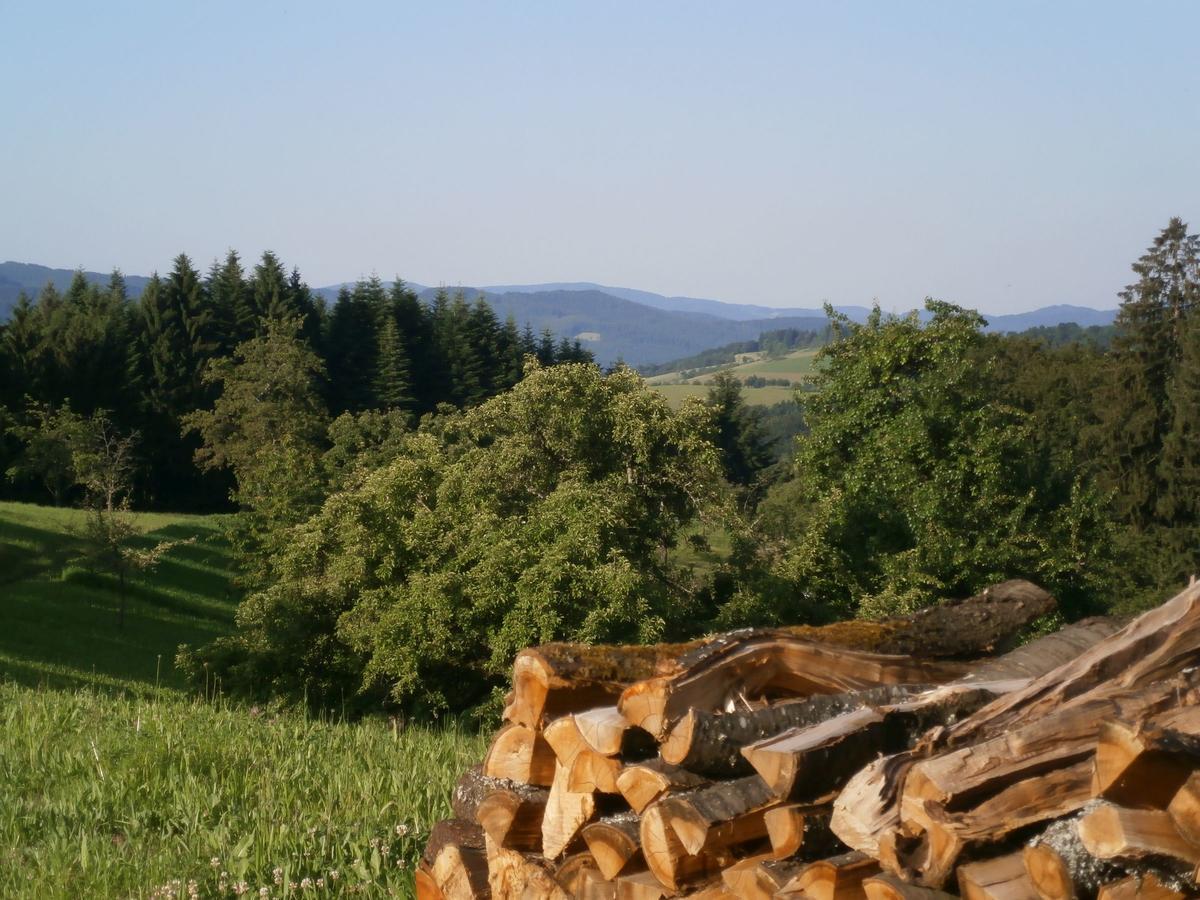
[2,220,1200,718]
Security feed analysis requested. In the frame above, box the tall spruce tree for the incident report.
[1098,218,1200,529]
[373,316,414,411]
[324,283,378,413]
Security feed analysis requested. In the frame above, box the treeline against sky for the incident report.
[0,251,591,509]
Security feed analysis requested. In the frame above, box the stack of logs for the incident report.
[419,579,1200,899]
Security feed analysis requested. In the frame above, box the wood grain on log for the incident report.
[1096,873,1187,900]
[575,705,655,758]
[616,760,708,814]
[427,820,490,899]
[956,852,1037,900]
[659,775,776,856]
[662,684,932,778]
[542,760,598,860]
[1078,804,1200,866]
[483,723,557,786]
[830,618,1125,860]
[776,850,880,900]
[1094,707,1200,808]
[620,637,969,739]
[415,862,445,900]
[864,872,957,900]
[476,782,549,851]
[1167,771,1200,849]
[485,835,569,899]
[582,812,643,880]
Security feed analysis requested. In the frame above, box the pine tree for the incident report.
[325,284,378,413]
[208,250,251,352]
[250,251,292,326]
[537,328,556,366]
[390,279,438,410]
[1096,218,1200,529]
[1157,310,1200,573]
[373,316,414,410]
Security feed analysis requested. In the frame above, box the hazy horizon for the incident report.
[3,1,1197,314]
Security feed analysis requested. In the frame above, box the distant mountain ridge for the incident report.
[0,261,1118,366]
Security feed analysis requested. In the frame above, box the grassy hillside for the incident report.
[646,346,819,408]
[0,501,237,693]
[0,502,484,899]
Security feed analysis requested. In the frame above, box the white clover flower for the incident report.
[272,867,283,885]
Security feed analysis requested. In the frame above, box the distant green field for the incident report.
[646,347,819,407]
[0,501,483,898]
[653,382,798,408]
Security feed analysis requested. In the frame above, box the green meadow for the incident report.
[0,501,484,899]
[645,346,818,407]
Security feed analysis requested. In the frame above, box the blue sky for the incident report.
[1,1,1196,312]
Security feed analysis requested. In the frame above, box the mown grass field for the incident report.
[0,501,485,898]
[646,347,819,408]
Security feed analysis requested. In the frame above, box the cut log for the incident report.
[569,747,623,794]
[875,579,1056,658]
[1167,771,1200,848]
[742,683,1004,800]
[415,862,445,900]
[507,580,1057,732]
[956,852,1037,900]
[1094,707,1200,808]
[575,705,656,758]
[542,759,598,860]
[658,775,776,856]
[864,872,957,900]
[485,836,569,899]
[1078,804,1200,866]
[639,800,729,891]
[452,766,497,823]
[476,782,549,851]
[661,684,933,777]
[577,866,618,900]
[764,803,808,858]
[776,850,880,900]
[831,618,1125,859]
[426,820,490,900]
[619,635,970,739]
[719,854,807,900]
[1096,873,1188,900]
[1022,814,1124,900]
[616,760,708,814]
[483,723,557,786]
[555,851,603,895]
[583,812,643,880]
[616,869,670,900]
[895,760,1095,889]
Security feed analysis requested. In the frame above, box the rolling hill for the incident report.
[2,261,1119,367]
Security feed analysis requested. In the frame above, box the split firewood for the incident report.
[661,683,933,778]
[1078,804,1200,867]
[1096,873,1188,900]
[619,636,969,739]
[1167,772,1200,848]
[1094,707,1200,808]
[485,835,569,899]
[742,683,1004,800]
[680,880,737,899]
[892,761,1095,888]
[1023,815,1122,900]
[507,579,1054,733]
[452,766,500,823]
[542,760,599,860]
[639,797,766,892]
[582,813,643,880]
[555,852,604,896]
[720,854,806,900]
[775,850,880,900]
[956,851,1037,900]
[545,713,625,794]
[932,583,1200,753]
[425,819,490,900]
[415,862,445,900]
[830,618,1125,859]
[476,782,550,851]
[483,723,557,786]
[616,760,708,814]
[864,872,957,900]
[577,866,618,900]
[575,706,656,758]
[615,869,670,900]
[658,775,776,856]
[764,803,809,858]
